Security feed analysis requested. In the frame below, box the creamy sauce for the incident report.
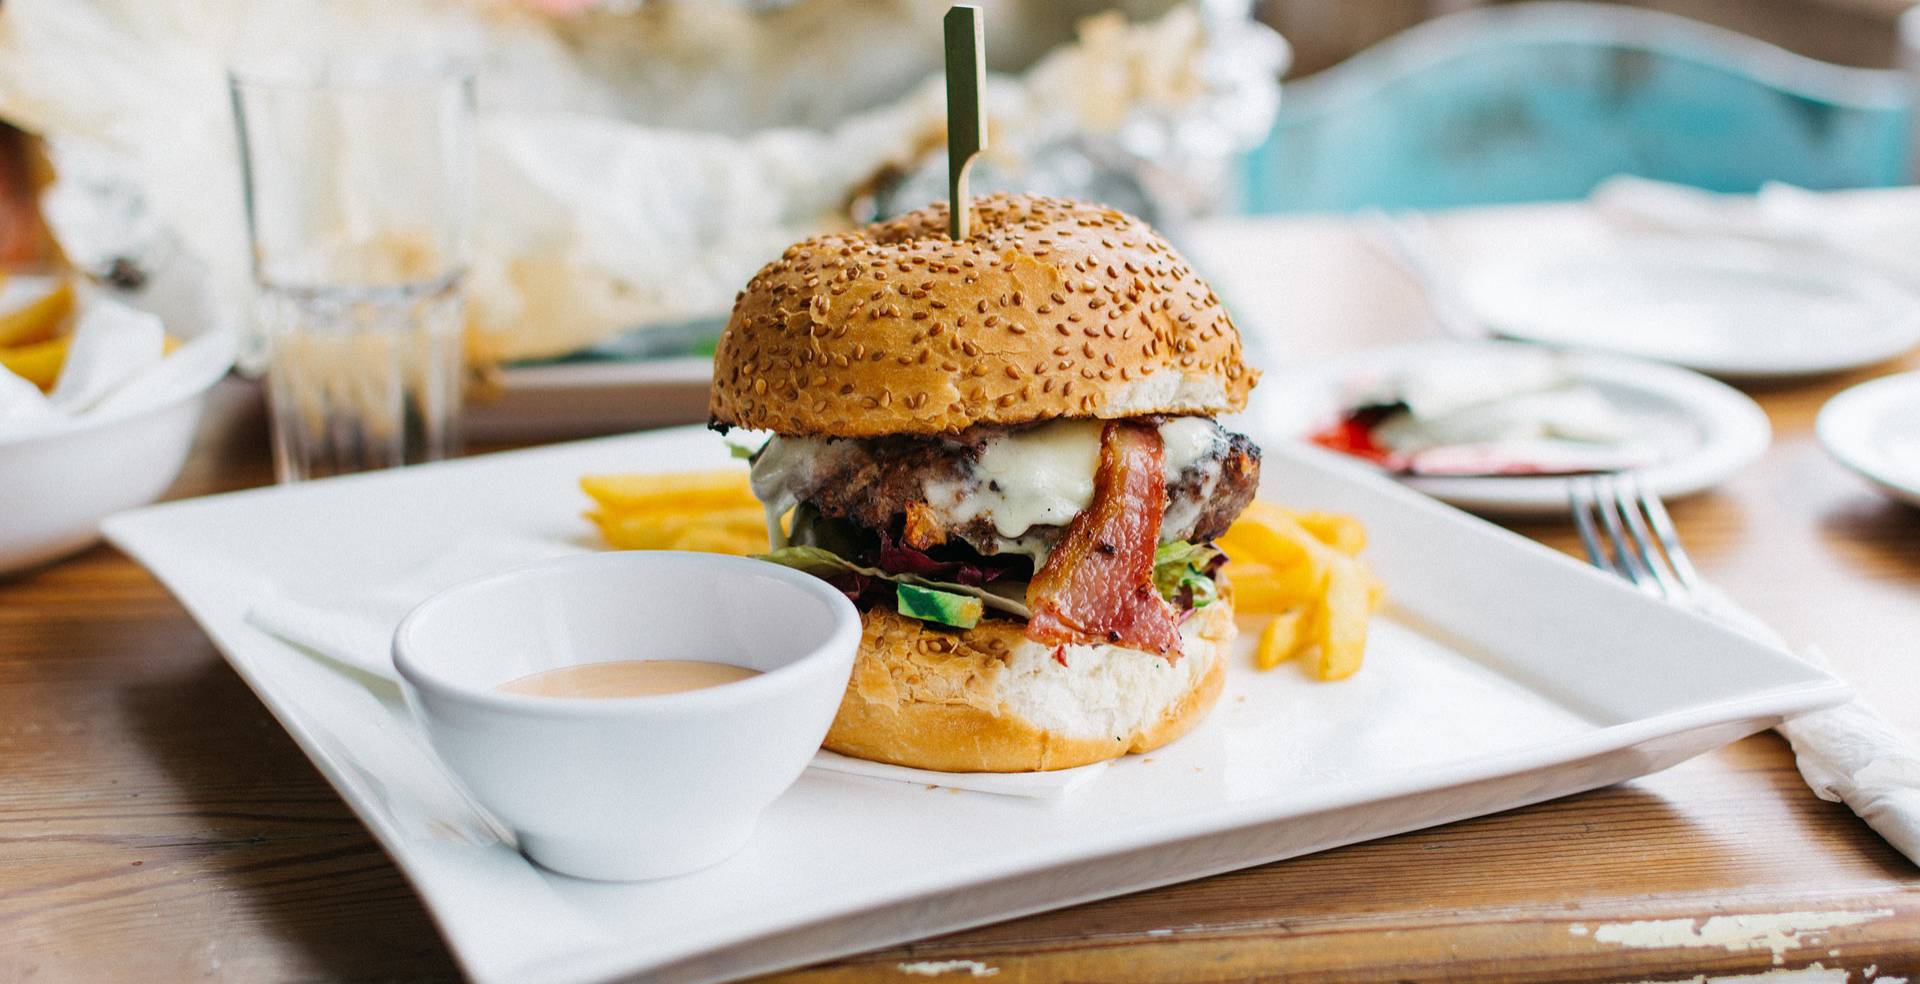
[748,437,810,548]
[495,660,760,698]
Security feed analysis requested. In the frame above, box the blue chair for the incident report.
[1239,1,1914,213]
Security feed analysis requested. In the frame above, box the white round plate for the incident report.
[1817,370,1920,508]
[1253,340,1773,516]
[1454,235,1920,380]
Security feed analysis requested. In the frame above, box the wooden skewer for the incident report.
[944,4,985,240]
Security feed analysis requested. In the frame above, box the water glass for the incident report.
[231,62,473,482]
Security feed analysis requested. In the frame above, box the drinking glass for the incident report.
[231,61,473,482]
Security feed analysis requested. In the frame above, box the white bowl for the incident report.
[0,336,233,576]
[392,551,861,881]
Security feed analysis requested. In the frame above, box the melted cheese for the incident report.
[1158,417,1221,476]
[930,420,1104,538]
[929,418,1222,541]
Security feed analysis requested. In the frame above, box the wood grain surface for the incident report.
[6,202,1920,983]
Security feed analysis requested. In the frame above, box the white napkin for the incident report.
[1590,175,1807,243]
[243,535,1102,801]
[1590,175,1920,289]
[0,288,235,438]
[1690,586,1920,865]
[1778,647,1920,864]
[0,364,55,424]
[247,533,589,682]
[47,296,165,413]
[94,329,235,416]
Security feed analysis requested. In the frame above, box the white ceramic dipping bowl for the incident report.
[392,551,860,881]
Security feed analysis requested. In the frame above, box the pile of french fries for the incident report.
[1218,501,1384,681]
[580,470,769,555]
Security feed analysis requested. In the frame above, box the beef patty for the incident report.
[751,418,1261,559]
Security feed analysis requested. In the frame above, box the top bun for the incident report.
[709,193,1257,437]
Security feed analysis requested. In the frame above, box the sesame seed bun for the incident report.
[710,193,1258,437]
[822,595,1234,773]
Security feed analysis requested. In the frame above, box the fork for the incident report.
[1567,473,1775,643]
[1570,474,1920,866]
[1567,473,1701,603]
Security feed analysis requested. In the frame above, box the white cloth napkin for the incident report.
[1690,586,1920,865]
[0,288,235,436]
[243,535,1104,801]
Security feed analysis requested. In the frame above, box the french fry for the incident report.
[1227,512,1342,583]
[0,334,70,390]
[1216,517,1312,573]
[0,278,74,349]
[579,470,758,514]
[580,467,780,557]
[587,506,766,551]
[1292,511,1367,556]
[1226,563,1319,614]
[1316,556,1371,681]
[665,526,768,556]
[1255,606,1311,669]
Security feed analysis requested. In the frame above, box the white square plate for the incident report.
[104,427,1848,984]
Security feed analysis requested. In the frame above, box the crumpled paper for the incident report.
[0,0,1287,366]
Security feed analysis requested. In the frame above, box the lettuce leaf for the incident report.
[1153,541,1223,609]
[757,546,1032,618]
[760,539,1224,621]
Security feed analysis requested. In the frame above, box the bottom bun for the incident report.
[822,597,1234,772]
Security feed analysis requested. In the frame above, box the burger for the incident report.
[711,193,1261,772]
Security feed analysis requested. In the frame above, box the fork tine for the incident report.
[1637,481,1702,596]
[1568,477,1615,574]
[1593,474,1660,594]
[1614,474,1684,601]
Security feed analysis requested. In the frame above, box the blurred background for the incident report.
[6,0,1920,558]
[1,0,1915,403]
[1270,0,1913,76]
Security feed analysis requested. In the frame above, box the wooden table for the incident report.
[7,203,1920,982]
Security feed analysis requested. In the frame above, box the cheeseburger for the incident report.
[712,193,1261,772]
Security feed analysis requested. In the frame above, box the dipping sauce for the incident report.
[495,660,760,699]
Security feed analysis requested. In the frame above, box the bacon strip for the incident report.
[1026,420,1183,658]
